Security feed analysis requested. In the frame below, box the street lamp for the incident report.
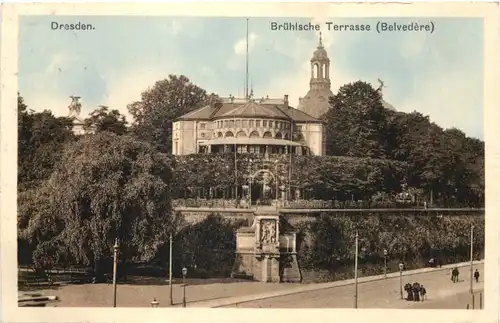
[383,249,388,279]
[150,298,159,308]
[470,224,474,295]
[182,267,188,308]
[354,231,359,309]
[398,262,404,300]
[112,238,119,308]
[248,159,253,209]
[274,160,279,209]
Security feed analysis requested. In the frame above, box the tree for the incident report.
[83,105,128,135]
[325,81,388,158]
[18,132,175,276]
[18,93,75,190]
[128,75,209,153]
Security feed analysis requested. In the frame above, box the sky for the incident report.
[19,16,483,139]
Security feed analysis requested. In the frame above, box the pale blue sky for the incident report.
[19,16,483,139]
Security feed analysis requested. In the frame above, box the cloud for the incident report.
[234,32,258,55]
[264,27,356,108]
[101,62,184,123]
[402,65,482,138]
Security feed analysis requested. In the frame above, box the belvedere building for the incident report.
[173,37,332,157]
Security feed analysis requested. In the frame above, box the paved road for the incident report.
[222,263,484,309]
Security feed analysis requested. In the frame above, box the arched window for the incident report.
[263,131,272,138]
[225,131,234,137]
[236,131,247,138]
[283,133,289,140]
[217,132,223,138]
[321,64,327,79]
[275,132,283,139]
[313,63,319,78]
[249,130,260,138]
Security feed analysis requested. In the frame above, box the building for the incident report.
[173,37,332,157]
[297,33,334,119]
[67,96,95,135]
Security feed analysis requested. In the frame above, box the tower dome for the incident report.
[297,32,334,119]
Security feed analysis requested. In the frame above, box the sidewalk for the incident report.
[187,260,484,308]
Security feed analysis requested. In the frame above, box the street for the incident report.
[219,263,484,309]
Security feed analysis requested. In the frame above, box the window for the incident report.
[278,122,282,129]
[249,145,260,154]
[269,121,273,128]
[236,119,242,127]
[237,145,247,153]
[242,119,249,128]
[249,120,255,127]
[256,120,261,127]
[263,120,267,127]
[230,120,235,127]
[224,120,229,127]
[199,123,206,129]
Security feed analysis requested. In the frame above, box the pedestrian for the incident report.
[420,285,427,301]
[474,269,480,283]
[404,283,413,301]
[451,267,459,283]
[412,282,421,302]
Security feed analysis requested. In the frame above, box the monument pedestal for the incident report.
[233,212,301,283]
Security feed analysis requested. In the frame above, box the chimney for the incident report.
[284,94,289,108]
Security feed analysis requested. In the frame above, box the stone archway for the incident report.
[248,169,279,207]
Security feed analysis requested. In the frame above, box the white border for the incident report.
[1,2,499,323]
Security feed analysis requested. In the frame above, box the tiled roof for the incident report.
[218,101,289,119]
[176,100,323,123]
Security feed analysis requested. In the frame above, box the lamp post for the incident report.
[470,224,474,294]
[112,238,119,308]
[150,298,159,308]
[182,267,187,308]
[275,160,279,209]
[399,262,404,300]
[169,233,173,305]
[383,249,388,279]
[354,231,359,309]
[248,159,253,209]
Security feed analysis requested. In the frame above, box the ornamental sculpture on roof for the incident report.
[68,95,82,116]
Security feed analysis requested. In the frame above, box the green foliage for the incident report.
[324,81,484,206]
[325,81,387,158]
[83,105,128,135]
[18,94,76,190]
[18,132,174,272]
[296,213,485,276]
[127,75,210,153]
[171,153,406,201]
[172,214,246,277]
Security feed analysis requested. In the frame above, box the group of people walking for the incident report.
[404,282,427,301]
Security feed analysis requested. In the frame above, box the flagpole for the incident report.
[245,18,249,100]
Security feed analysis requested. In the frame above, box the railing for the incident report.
[172,199,485,210]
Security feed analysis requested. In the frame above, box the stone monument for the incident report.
[232,210,301,283]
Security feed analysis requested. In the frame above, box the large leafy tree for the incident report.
[325,81,388,158]
[128,75,209,154]
[18,93,75,190]
[83,105,128,135]
[18,132,175,275]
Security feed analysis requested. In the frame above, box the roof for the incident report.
[200,137,303,147]
[218,101,289,119]
[176,98,323,123]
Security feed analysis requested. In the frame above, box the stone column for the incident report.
[292,232,297,253]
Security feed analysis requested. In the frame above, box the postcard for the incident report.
[1,2,499,323]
